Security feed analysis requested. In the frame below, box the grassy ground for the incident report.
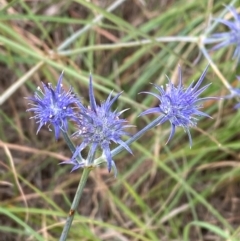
[1,0,240,240]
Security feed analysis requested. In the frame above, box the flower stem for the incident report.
[113,115,162,156]
[60,131,96,240]
[61,130,84,161]
[94,115,163,166]
[61,131,76,154]
[59,168,91,241]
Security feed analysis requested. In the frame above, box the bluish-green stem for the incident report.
[61,131,76,154]
[94,115,163,166]
[113,115,163,156]
[59,131,89,241]
[59,167,91,241]
[61,130,83,160]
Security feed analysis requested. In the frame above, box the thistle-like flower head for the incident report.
[211,6,240,61]
[70,75,132,174]
[27,72,79,139]
[140,66,213,147]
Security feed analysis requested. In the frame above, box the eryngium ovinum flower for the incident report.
[140,66,214,147]
[27,72,79,139]
[66,75,132,175]
[211,6,240,61]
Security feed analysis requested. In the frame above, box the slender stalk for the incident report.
[113,115,163,156]
[59,168,91,241]
[61,130,84,162]
[94,115,163,166]
[60,131,96,241]
[61,130,76,154]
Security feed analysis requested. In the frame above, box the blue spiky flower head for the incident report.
[27,72,79,139]
[68,75,132,175]
[211,6,240,61]
[140,66,214,147]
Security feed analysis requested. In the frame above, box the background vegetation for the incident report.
[0,0,240,240]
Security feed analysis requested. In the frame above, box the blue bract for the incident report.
[211,6,240,61]
[140,66,213,147]
[69,75,132,175]
[27,72,79,140]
